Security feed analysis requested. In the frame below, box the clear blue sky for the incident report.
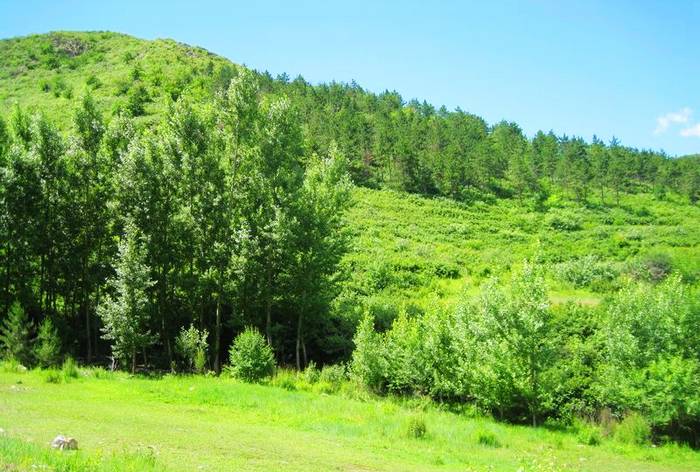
[1,0,699,156]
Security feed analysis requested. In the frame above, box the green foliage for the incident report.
[318,363,347,386]
[0,31,699,448]
[405,414,428,439]
[475,429,501,447]
[33,318,61,368]
[175,325,209,373]
[554,255,618,289]
[577,425,602,446]
[97,222,156,372]
[0,303,32,365]
[126,83,150,116]
[597,276,700,434]
[61,356,79,379]
[350,315,387,392]
[463,262,554,425]
[228,327,275,382]
[546,210,582,231]
[615,412,651,445]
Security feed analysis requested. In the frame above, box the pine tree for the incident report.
[0,302,32,365]
[34,317,61,368]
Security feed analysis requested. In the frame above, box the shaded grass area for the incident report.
[2,369,699,471]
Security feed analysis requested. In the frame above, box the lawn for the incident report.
[2,368,699,471]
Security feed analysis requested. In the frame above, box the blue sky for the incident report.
[1,0,698,156]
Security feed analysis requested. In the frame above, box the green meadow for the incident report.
[2,366,700,472]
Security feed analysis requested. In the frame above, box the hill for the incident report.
[0,31,232,128]
[1,31,700,468]
[1,32,697,316]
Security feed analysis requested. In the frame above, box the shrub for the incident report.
[61,357,79,380]
[34,318,61,368]
[475,429,501,447]
[175,325,209,374]
[615,412,651,445]
[554,255,618,289]
[85,74,102,89]
[227,327,275,382]
[0,359,27,373]
[405,415,427,439]
[627,253,673,282]
[546,211,582,231]
[576,423,602,446]
[319,363,347,385]
[350,315,387,392]
[270,369,298,391]
[44,370,62,384]
[126,84,150,116]
[301,361,320,384]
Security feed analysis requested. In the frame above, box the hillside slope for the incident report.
[1,31,699,319]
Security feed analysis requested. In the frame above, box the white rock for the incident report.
[51,435,78,450]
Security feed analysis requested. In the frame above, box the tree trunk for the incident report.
[302,335,307,368]
[85,300,92,364]
[265,270,272,346]
[131,350,136,374]
[214,295,221,374]
[83,257,92,364]
[295,311,303,370]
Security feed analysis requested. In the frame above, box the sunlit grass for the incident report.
[1,368,699,471]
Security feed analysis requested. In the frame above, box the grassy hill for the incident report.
[2,32,697,313]
[0,31,233,129]
[2,31,700,471]
[340,187,699,325]
[1,30,699,344]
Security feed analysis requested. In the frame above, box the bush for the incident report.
[85,74,102,89]
[301,361,320,384]
[627,253,673,282]
[175,325,209,374]
[350,315,387,392]
[34,318,61,368]
[270,369,298,391]
[61,357,79,379]
[576,423,602,446]
[405,415,427,439]
[554,255,618,289]
[319,363,347,385]
[0,359,27,373]
[44,369,62,384]
[546,211,582,231]
[126,84,150,116]
[475,429,501,447]
[615,412,651,445]
[227,327,275,382]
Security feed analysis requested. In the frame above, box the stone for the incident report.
[51,435,78,450]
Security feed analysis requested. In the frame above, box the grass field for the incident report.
[2,367,700,471]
